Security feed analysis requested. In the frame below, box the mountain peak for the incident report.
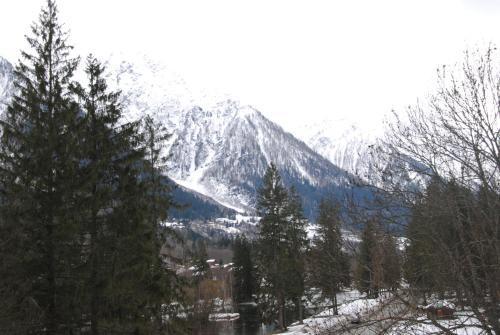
[294,118,385,180]
[212,99,260,119]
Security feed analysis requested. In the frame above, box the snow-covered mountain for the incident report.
[0,55,371,219]
[294,118,384,181]
[296,118,430,195]
[94,56,370,218]
[164,100,357,217]
[104,57,364,217]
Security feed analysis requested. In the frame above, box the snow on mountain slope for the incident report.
[0,55,369,219]
[295,118,383,181]
[101,56,359,218]
[164,100,353,215]
[297,118,430,194]
[100,54,230,125]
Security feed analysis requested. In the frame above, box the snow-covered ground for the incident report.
[288,292,495,335]
[283,291,392,334]
[387,310,494,335]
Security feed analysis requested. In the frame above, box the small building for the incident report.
[423,300,455,319]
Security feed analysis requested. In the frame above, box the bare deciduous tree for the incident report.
[378,47,500,334]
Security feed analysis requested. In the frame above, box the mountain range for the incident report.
[0,55,377,220]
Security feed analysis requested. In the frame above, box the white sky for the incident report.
[2,0,500,130]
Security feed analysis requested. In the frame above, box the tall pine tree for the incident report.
[309,198,350,315]
[0,1,83,332]
[356,219,379,298]
[256,164,307,330]
[77,55,124,335]
[256,163,290,330]
[284,186,308,324]
[141,114,184,334]
[0,3,185,332]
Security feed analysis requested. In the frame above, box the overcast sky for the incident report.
[2,0,500,130]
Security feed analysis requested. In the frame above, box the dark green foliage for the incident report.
[284,186,308,323]
[404,179,464,299]
[356,219,379,298]
[356,217,401,298]
[0,1,83,332]
[142,115,175,227]
[0,2,184,334]
[308,198,350,314]
[141,115,186,334]
[76,54,186,335]
[255,163,307,330]
[404,195,438,303]
[232,236,255,303]
[256,163,290,330]
[381,234,401,291]
[404,177,499,325]
[77,55,125,334]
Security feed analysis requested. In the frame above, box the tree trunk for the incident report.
[278,294,286,330]
[90,209,99,335]
[47,227,56,335]
[298,298,303,324]
[46,206,57,335]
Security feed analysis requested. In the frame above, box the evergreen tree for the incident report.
[0,2,184,333]
[256,164,307,330]
[77,55,124,335]
[356,217,401,298]
[141,115,184,334]
[77,57,184,334]
[142,114,174,235]
[232,236,255,303]
[381,234,401,291]
[0,1,83,332]
[104,115,184,334]
[405,178,487,305]
[309,198,350,315]
[404,199,436,304]
[74,54,159,333]
[404,203,435,304]
[284,186,308,324]
[256,163,290,330]
[356,219,379,298]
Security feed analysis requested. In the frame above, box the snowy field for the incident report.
[283,293,494,335]
[387,310,494,335]
[283,291,392,334]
